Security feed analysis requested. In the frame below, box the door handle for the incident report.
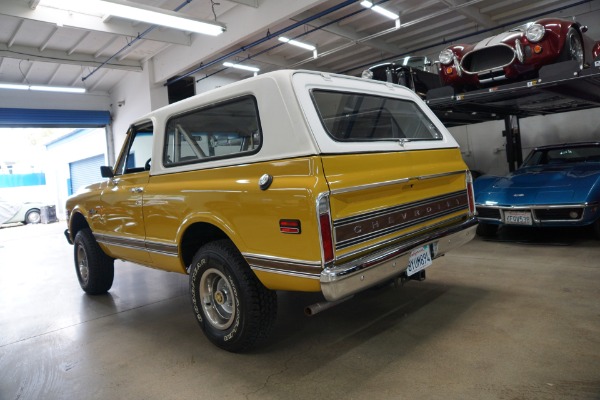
[131,187,144,193]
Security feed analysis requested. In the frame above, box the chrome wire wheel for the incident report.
[76,245,89,285]
[568,32,584,67]
[200,268,235,330]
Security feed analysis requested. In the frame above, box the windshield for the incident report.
[310,90,443,142]
[523,145,600,166]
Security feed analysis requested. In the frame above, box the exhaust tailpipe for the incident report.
[305,295,354,316]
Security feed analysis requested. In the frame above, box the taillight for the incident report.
[317,194,334,265]
[466,171,476,216]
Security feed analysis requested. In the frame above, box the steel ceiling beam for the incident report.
[0,43,143,72]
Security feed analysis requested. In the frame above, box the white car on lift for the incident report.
[0,198,44,225]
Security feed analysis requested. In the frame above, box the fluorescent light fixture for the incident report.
[278,37,316,51]
[0,83,86,93]
[38,0,225,36]
[0,83,29,90]
[360,1,399,20]
[30,85,86,93]
[223,62,260,73]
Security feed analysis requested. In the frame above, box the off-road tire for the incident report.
[73,228,114,294]
[189,239,277,352]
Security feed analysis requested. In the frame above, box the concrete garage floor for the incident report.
[1,222,599,400]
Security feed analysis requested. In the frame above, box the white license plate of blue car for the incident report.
[504,211,533,225]
[406,245,432,276]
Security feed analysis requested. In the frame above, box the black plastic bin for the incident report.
[41,205,59,224]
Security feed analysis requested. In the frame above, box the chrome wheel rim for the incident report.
[200,268,235,330]
[570,35,584,67]
[76,245,89,284]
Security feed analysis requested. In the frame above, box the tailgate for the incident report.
[321,149,470,259]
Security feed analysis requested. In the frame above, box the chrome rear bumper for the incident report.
[320,217,478,301]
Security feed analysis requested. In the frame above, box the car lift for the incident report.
[425,60,600,171]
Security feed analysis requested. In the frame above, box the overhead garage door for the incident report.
[0,108,110,127]
[69,155,105,195]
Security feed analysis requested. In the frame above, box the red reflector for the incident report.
[280,219,301,234]
[446,67,454,74]
[533,45,542,54]
[319,213,334,263]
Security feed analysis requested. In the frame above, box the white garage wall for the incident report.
[109,60,169,154]
[45,128,108,218]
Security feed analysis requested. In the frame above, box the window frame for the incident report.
[309,89,443,143]
[162,95,263,168]
[113,121,154,176]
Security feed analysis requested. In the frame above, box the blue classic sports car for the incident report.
[474,142,600,239]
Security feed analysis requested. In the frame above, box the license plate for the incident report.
[406,245,432,276]
[504,211,532,225]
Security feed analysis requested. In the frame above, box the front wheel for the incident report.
[189,240,277,352]
[593,218,600,240]
[559,27,584,68]
[73,228,114,294]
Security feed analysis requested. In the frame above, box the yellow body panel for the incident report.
[253,270,321,292]
[142,157,328,274]
[68,148,468,293]
[322,148,468,258]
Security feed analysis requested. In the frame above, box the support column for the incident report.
[503,115,523,172]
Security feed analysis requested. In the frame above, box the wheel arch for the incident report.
[69,211,90,242]
[180,222,232,271]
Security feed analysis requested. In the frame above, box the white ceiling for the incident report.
[0,0,598,94]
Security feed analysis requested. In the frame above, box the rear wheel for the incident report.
[559,27,584,68]
[24,209,41,224]
[189,240,277,352]
[73,228,114,294]
[476,222,499,237]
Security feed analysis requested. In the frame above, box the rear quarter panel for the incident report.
[143,157,329,274]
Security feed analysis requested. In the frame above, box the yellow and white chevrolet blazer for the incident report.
[65,70,477,352]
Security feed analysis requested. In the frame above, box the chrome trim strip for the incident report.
[476,202,593,209]
[320,217,478,301]
[95,233,146,251]
[336,214,469,263]
[145,241,179,257]
[244,253,322,277]
[94,233,179,257]
[329,170,465,195]
[337,190,467,225]
[250,266,321,280]
[334,190,468,249]
[336,206,466,249]
[417,170,465,180]
[243,253,321,268]
[330,178,409,195]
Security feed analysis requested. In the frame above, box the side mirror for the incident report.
[100,166,114,178]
